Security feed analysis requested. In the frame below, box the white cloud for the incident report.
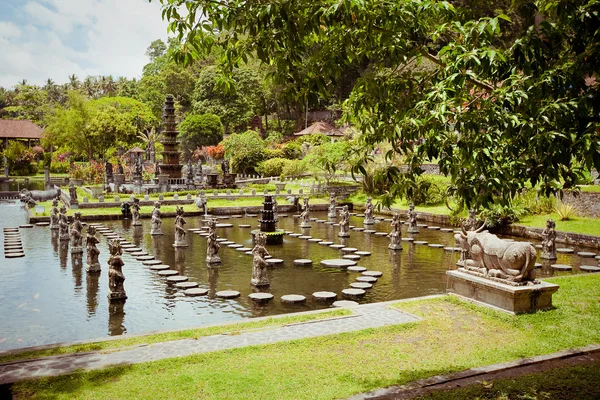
[0,0,170,88]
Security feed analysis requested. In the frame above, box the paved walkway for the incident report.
[0,303,418,384]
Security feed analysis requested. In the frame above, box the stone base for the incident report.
[206,256,221,264]
[108,292,127,302]
[150,229,163,235]
[86,263,101,273]
[407,228,419,234]
[364,219,375,226]
[300,223,311,228]
[338,232,350,237]
[251,279,270,287]
[388,244,403,250]
[328,213,337,219]
[50,225,59,230]
[173,242,189,248]
[114,174,125,185]
[541,252,557,260]
[446,270,559,314]
[60,235,70,241]
[132,222,142,226]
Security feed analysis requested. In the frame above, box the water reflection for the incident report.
[389,250,401,293]
[71,253,83,292]
[207,266,219,297]
[51,230,59,254]
[59,241,69,270]
[86,273,100,316]
[175,248,186,274]
[132,225,143,246]
[108,301,126,336]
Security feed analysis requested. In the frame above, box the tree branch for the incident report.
[421,50,495,92]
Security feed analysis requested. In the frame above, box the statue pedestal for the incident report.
[157,174,170,192]
[222,173,236,187]
[388,244,403,250]
[114,174,125,185]
[206,174,219,188]
[446,270,559,314]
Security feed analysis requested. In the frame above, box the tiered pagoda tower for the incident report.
[158,95,183,178]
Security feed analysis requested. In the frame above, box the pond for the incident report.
[0,201,592,352]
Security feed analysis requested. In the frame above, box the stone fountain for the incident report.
[252,195,285,245]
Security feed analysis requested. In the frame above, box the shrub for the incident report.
[555,201,576,221]
[264,131,284,147]
[411,176,448,206]
[280,141,302,159]
[2,141,37,176]
[178,113,224,160]
[50,161,70,174]
[480,202,527,228]
[203,144,225,161]
[298,133,330,147]
[222,130,266,174]
[281,159,307,178]
[257,158,289,177]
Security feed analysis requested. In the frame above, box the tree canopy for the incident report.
[178,113,224,160]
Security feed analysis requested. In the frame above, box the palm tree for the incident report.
[68,74,80,90]
[137,127,162,163]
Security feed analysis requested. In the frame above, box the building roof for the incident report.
[294,121,345,137]
[0,120,43,140]
[128,146,146,154]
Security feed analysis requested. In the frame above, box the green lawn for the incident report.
[578,184,600,193]
[12,274,600,399]
[517,213,600,236]
[348,191,455,216]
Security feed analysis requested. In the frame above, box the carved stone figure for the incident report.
[364,197,375,225]
[456,224,538,285]
[86,226,101,273]
[68,183,78,203]
[206,218,221,264]
[222,159,230,175]
[117,162,124,175]
[407,203,419,233]
[463,208,479,231]
[70,212,83,254]
[131,198,141,226]
[300,197,311,228]
[173,206,188,247]
[541,219,557,259]
[58,205,70,241]
[195,195,207,214]
[107,240,127,301]
[186,159,194,185]
[388,212,403,250]
[150,201,163,235]
[196,161,203,180]
[251,232,270,287]
[50,199,60,230]
[133,158,143,183]
[105,161,114,183]
[338,205,350,237]
[19,189,37,208]
[328,194,337,219]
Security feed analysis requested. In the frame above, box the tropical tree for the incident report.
[178,113,224,160]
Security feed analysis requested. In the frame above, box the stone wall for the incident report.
[562,191,600,218]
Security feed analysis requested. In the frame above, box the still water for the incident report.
[0,201,591,351]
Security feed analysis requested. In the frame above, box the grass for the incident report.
[517,213,600,236]
[0,309,352,364]
[414,361,600,399]
[578,184,600,193]
[348,191,455,216]
[11,274,600,399]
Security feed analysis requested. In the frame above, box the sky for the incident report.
[0,0,170,88]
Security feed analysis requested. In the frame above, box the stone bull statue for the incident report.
[20,188,61,204]
[456,224,537,283]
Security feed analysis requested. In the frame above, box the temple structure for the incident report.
[158,95,183,178]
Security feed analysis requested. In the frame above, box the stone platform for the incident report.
[446,270,559,314]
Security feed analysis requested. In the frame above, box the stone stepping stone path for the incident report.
[363,230,376,234]
[310,218,318,221]
[580,265,600,272]
[556,248,575,254]
[312,291,337,301]
[166,276,189,284]
[238,225,251,228]
[350,282,373,289]
[249,293,274,302]
[289,233,302,237]
[131,251,148,256]
[188,228,202,232]
[319,241,334,246]
[281,294,306,303]
[342,288,366,298]
[298,236,312,240]
[320,259,356,268]
[136,256,155,261]
[217,216,230,220]
[362,271,383,277]
[329,244,345,249]
[221,241,235,245]
[216,223,233,228]
[551,264,572,271]
[440,228,454,233]
[175,281,198,289]
[184,288,209,297]
[308,238,322,242]
[216,238,228,242]
[5,252,25,258]
[428,244,444,248]
[347,266,367,272]
[35,222,50,226]
[265,255,272,259]
[124,248,142,253]
[427,226,440,230]
[142,260,162,266]
[356,276,378,283]
[231,215,243,218]
[5,246,23,251]
[374,232,388,237]
[343,254,361,261]
[414,241,428,245]
[216,290,241,299]
[198,233,210,237]
[246,214,258,218]
[293,259,313,266]
[417,224,428,228]
[245,251,253,256]
[228,244,243,248]
[316,220,326,223]
[577,252,596,258]
[19,224,33,229]
[332,300,359,307]
[355,251,371,256]
[444,247,458,252]
[149,265,171,271]
[157,270,179,277]
[401,238,415,242]
[341,247,358,254]
[285,231,294,235]
[352,227,365,231]
[236,247,252,252]
[356,214,365,217]
[121,244,136,249]
[265,258,284,266]
[324,222,334,225]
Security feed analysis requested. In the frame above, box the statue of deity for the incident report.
[131,198,141,226]
[338,205,350,237]
[68,183,78,203]
[407,203,419,233]
[222,159,230,175]
[327,194,337,219]
[86,226,101,273]
[59,205,70,241]
[173,206,188,247]
[364,197,375,225]
[107,240,127,301]
[50,199,60,230]
[150,201,163,235]
[541,219,557,259]
[70,212,83,253]
[251,232,270,287]
[186,159,194,183]
[388,212,403,250]
[105,161,114,183]
[300,197,311,228]
[117,162,124,175]
[206,218,221,264]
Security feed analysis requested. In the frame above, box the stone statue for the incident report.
[68,183,78,202]
[251,231,270,287]
[364,197,375,225]
[86,226,101,273]
[222,159,230,175]
[131,198,141,226]
[464,208,479,231]
[407,203,419,233]
[196,161,203,179]
[58,205,70,241]
[338,205,350,237]
[195,195,207,214]
[19,189,37,208]
[300,197,311,228]
[456,224,538,285]
[150,201,163,235]
[117,162,124,175]
[105,161,113,183]
[50,199,60,230]
[206,218,221,264]
[388,212,403,250]
[70,212,83,254]
[328,194,337,219]
[134,158,143,182]
[541,219,557,259]
[107,240,127,301]
[173,206,188,247]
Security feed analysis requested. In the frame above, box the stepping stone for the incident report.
[4,228,18,232]
[332,300,359,307]
[184,288,209,296]
[401,238,415,242]
[374,232,388,236]
[356,214,365,217]
[534,263,543,269]
[5,253,24,258]
[440,228,454,233]
[356,276,378,283]
[363,230,376,234]
[157,270,179,277]
[4,246,23,251]
[324,222,334,225]
[342,288,366,297]
[19,224,33,228]
[198,233,210,237]
[319,241,334,246]
[246,214,258,217]
[427,226,440,230]
[188,228,202,232]
[308,238,322,242]
[285,231,294,235]
[35,222,50,226]
[238,224,251,228]
[310,218,318,221]
[281,294,306,303]
[136,255,155,261]
[166,276,189,284]
[417,224,428,228]
[142,260,162,266]
[577,252,596,258]
[149,264,171,271]
[580,265,600,272]
[316,220,326,223]
[131,251,148,256]
[535,244,543,249]
[350,282,373,289]
[330,244,345,249]
[312,291,337,301]
[352,227,365,231]
[556,248,575,254]
[320,259,357,268]
[343,254,361,261]
[444,247,459,252]
[121,244,136,249]
[5,248,24,254]
[245,251,253,255]
[294,259,313,266]
[414,241,428,245]
[124,248,142,253]
[362,271,383,277]
[175,281,198,289]
[289,233,302,237]
[236,247,252,252]
[298,236,312,240]
[596,256,600,260]
[249,293,274,302]
[347,266,367,272]
[341,247,358,253]
[265,255,272,259]
[217,216,230,220]
[231,215,243,218]
[551,264,572,271]
[228,244,243,248]
[355,251,371,256]
[216,238,228,242]
[428,244,444,248]
[216,223,233,228]
[216,290,241,299]
[265,258,284,266]
[221,241,235,245]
